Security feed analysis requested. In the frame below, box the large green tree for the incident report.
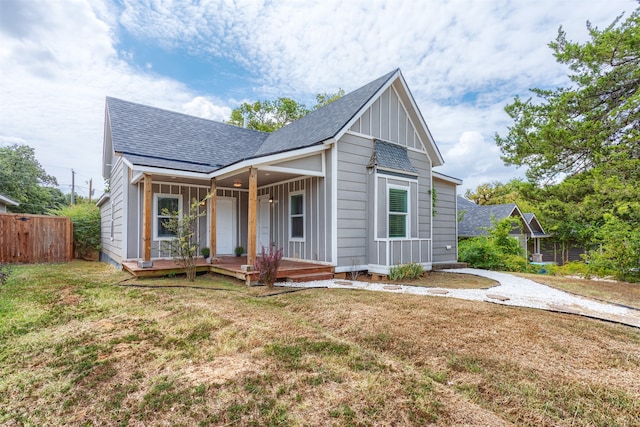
[228,89,344,132]
[228,98,309,132]
[496,8,639,182]
[464,179,538,213]
[0,144,63,214]
[313,88,345,110]
[494,8,640,280]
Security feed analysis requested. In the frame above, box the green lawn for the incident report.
[1,261,639,426]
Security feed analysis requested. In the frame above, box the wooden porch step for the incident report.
[285,272,334,283]
[276,265,333,278]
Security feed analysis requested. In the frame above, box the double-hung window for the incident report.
[154,194,181,240]
[388,187,408,238]
[290,192,304,240]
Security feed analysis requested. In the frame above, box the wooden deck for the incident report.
[121,256,334,284]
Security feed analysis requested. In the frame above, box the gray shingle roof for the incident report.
[121,154,217,174]
[106,69,399,172]
[106,97,269,173]
[253,69,398,157]
[367,139,418,174]
[523,212,548,236]
[457,196,519,237]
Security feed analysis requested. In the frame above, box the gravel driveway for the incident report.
[279,268,640,328]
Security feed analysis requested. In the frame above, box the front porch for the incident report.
[122,256,334,284]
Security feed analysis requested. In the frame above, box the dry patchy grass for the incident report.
[514,272,640,310]
[1,261,638,426]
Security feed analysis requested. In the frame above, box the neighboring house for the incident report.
[457,196,549,261]
[0,194,19,213]
[98,69,462,274]
[540,239,588,266]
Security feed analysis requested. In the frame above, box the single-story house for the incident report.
[0,194,19,213]
[457,196,549,261]
[98,69,462,275]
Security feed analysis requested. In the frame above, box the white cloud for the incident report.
[437,131,526,194]
[182,97,231,122]
[0,0,636,196]
[0,0,232,193]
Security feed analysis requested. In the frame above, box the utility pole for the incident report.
[71,169,75,205]
[88,179,92,203]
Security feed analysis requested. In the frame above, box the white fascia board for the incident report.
[212,144,330,180]
[330,139,338,265]
[130,171,144,185]
[511,205,534,235]
[432,171,463,185]
[395,73,445,166]
[123,144,330,185]
[102,106,113,180]
[122,159,211,184]
[95,192,110,207]
[0,194,19,206]
[530,216,547,235]
[259,165,325,177]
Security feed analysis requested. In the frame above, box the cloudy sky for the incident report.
[0,0,636,197]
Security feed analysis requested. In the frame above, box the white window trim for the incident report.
[388,184,410,239]
[289,190,305,242]
[153,193,183,241]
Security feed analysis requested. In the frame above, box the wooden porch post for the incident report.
[142,173,153,265]
[209,178,217,256]
[247,167,258,267]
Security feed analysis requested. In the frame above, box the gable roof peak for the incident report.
[252,69,399,157]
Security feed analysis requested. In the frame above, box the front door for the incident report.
[216,197,236,255]
[257,197,271,253]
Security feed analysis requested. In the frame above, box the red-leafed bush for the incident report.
[254,246,283,288]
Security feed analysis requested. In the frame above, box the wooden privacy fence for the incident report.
[0,213,73,263]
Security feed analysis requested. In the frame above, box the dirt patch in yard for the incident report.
[358,271,499,289]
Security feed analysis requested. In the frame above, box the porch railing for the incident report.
[372,238,432,266]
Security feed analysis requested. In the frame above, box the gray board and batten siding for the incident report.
[99,69,462,273]
[432,174,461,264]
[337,82,438,273]
[258,176,330,263]
[98,156,124,266]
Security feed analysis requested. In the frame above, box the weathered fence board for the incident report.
[0,213,73,263]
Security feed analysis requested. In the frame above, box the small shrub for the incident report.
[235,246,244,256]
[254,246,283,288]
[458,216,529,272]
[389,262,424,281]
[200,247,210,258]
[51,203,101,259]
[458,237,503,270]
[557,261,590,277]
[584,212,640,282]
[501,254,529,272]
[160,197,209,281]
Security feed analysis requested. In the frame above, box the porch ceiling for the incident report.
[130,168,303,188]
[216,169,305,189]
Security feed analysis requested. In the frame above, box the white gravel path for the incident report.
[277,268,640,328]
